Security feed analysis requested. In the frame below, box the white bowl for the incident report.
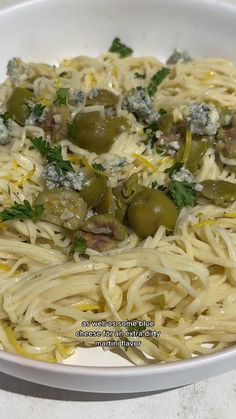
[0,0,236,393]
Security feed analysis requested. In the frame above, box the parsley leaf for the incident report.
[127,323,146,332]
[30,137,74,173]
[31,103,45,119]
[0,200,44,222]
[159,108,167,115]
[67,122,76,139]
[92,163,106,173]
[54,88,69,105]
[151,181,158,189]
[109,37,133,58]
[0,112,10,126]
[134,72,146,79]
[164,162,183,177]
[59,71,68,78]
[147,67,171,96]
[169,180,196,208]
[73,237,87,254]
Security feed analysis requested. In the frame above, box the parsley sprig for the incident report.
[73,237,87,254]
[54,88,69,105]
[0,200,44,222]
[30,137,74,173]
[147,67,170,96]
[109,37,133,58]
[169,180,197,208]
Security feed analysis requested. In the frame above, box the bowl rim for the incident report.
[0,345,236,376]
[0,0,236,377]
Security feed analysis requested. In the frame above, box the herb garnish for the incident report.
[134,72,146,79]
[59,71,68,78]
[54,87,69,105]
[0,200,44,222]
[169,180,197,208]
[67,122,76,139]
[92,163,106,173]
[109,37,133,58]
[31,103,45,119]
[0,112,10,126]
[30,137,74,173]
[73,237,87,254]
[147,67,170,96]
[164,162,183,177]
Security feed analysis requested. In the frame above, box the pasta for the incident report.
[0,40,236,365]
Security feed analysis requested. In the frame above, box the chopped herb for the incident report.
[159,108,167,115]
[164,162,183,177]
[30,137,74,173]
[93,163,106,173]
[169,180,196,208]
[73,237,87,254]
[158,184,166,192]
[134,72,146,79]
[151,181,158,189]
[143,121,159,134]
[127,323,146,332]
[0,200,44,222]
[109,37,133,58]
[147,67,171,96]
[59,71,68,78]
[31,103,45,119]
[54,87,69,105]
[0,112,10,126]
[67,122,76,139]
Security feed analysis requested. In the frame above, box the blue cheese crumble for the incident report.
[7,57,28,81]
[182,103,220,136]
[42,163,86,190]
[0,117,10,145]
[122,87,160,124]
[68,89,85,108]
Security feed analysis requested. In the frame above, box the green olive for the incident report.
[128,187,178,238]
[96,186,116,214]
[200,180,236,205]
[6,87,34,126]
[122,173,139,200]
[79,168,107,208]
[222,129,236,159]
[157,113,173,136]
[177,139,208,173]
[112,186,128,222]
[34,188,87,230]
[83,214,127,241]
[86,89,119,107]
[73,111,129,154]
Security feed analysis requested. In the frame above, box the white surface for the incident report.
[0,370,235,419]
[0,0,236,399]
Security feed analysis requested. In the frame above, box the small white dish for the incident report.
[0,0,235,393]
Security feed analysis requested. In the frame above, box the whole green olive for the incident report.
[128,187,178,238]
[6,87,34,126]
[34,188,87,230]
[73,111,129,154]
[86,89,119,107]
[79,168,107,208]
[200,179,236,205]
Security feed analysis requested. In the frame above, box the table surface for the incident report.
[0,369,235,419]
[0,0,236,417]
